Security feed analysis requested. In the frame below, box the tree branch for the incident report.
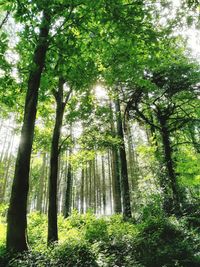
[58,135,70,154]
[0,11,10,30]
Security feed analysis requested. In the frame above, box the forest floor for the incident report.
[0,205,200,267]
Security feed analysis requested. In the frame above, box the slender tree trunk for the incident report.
[36,153,46,212]
[92,157,96,214]
[61,151,68,214]
[0,130,9,163]
[96,157,101,214]
[107,151,113,214]
[110,102,122,214]
[64,147,73,218]
[115,97,132,219]
[6,11,50,252]
[89,161,92,208]
[80,168,84,213]
[85,162,89,212]
[44,154,49,214]
[101,155,106,214]
[159,116,180,212]
[48,78,66,245]
[0,133,14,202]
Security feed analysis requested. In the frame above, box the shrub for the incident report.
[84,218,108,243]
[0,245,10,267]
[8,251,50,267]
[133,217,200,267]
[51,240,99,267]
[27,212,47,250]
[94,215,139,267]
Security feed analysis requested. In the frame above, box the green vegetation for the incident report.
[0,0,200,266]
[0,205,200,267]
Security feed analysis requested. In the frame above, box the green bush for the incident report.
[0,245,10,267]
[67,209,88,228]
[96,236,140,267]
[84,218,108,243]
[1,209,200,267]
[8,251,51,267]
[27,212,47,250]
[7,240,98,267]
[133,217,200,267]
[51,240,98,267]
[94,215,139,267]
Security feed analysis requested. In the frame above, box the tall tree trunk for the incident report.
[64,147,73,218]
[110,102,122,213]
[80,168,84,213]
[6,11,50,252]
[115,97,132,219]
[96,157,101,214]
[61,151,68,214]
[0,133,14,202]
[159,115,180,212]
[101,155,106,215]
[85,162,89,212]
[36,153,46,212]
[48,78,67,245]
[107,151,113,214]
[92,157,96,214]
[0,129,9,163]
[44,154,49,214]
[89,160,92,208]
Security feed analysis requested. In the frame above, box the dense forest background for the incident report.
[0,0,200,266]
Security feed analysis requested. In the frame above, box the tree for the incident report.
[115,94,132,219]
[47,77,72,244]
[125,59,200,213]
[7,6,51,251]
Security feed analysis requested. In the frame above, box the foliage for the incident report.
[50,240,98,267]
[133,217,200,267]
[0,209,200,266]
[27,212,48,250]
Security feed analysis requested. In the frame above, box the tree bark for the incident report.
[80,168,84,213]
[85,162,89,212]
[115,97,132,219]
[64,147,73,218]
[36,153,46,212]
[48,78,67,245]
[159,114,180,212]
[101,155,106,214]
[110,102,122,214]
[107,151,113,214]
[6,11,50,252]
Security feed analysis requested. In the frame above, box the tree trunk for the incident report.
[107,151,113,214]
[101,155,106,214]
[48,78,66,245]
[159,115,180,213]
[36,153,46,212]
[115,97,132,219]
[6,11,50,252]
[80,168,84,213]
[0,133,14,202]
[64,147,73,218]
[61,151,69,214]
[110,102,122,214]
[44,154,49,214]
[92,157,96,214]
[85,162,89,212]
[89,160,92,208]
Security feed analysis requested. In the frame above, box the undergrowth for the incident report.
[0,204,199,267]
